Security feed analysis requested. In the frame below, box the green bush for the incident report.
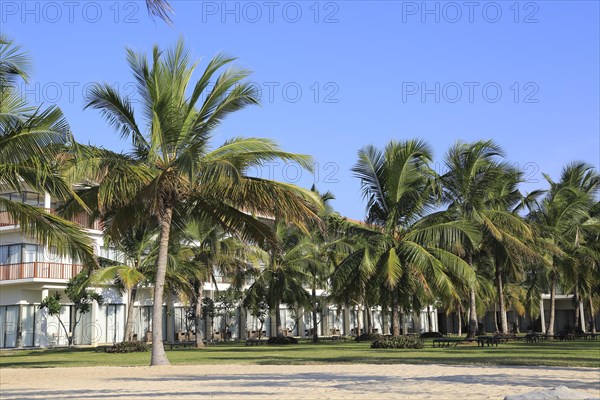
[267,336,298,345]
[355,333,383,342]
[105,341,149,353]
[371,335,424,349]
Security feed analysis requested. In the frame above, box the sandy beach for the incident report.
[1,364,599,399]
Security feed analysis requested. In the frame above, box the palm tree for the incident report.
[528,163,599,335]
[242,222,312,337]
[441,140,531,338]
[145,0,174,24]
[90,221,157,342]
[478,167,541,333]
[303,187,353,341]
[178,220,264,347]
[348,139,477,336]
[0,35,95,267]
[69,39,322,365]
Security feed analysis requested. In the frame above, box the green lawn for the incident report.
[1,339,599,369]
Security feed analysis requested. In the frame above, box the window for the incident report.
[0,244,21,264]
[0,192,44,207]
[0,244,41,264]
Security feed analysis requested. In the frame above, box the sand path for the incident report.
[1,364,599,399]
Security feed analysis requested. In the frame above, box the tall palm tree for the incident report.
[349,139,477,336]
[68,39,322,365]
[478,167,541,333]
[440,140,527,338]
[528,162,599,335]
[303,187,353,341]
[0,35,95,266]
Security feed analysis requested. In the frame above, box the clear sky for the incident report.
[3,0,599,219]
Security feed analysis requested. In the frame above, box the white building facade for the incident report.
[2,190,587,349]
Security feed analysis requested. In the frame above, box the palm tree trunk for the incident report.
[547,275,556,337]
[194,282,205,348]
[312,284,319,342]
[574,285,581,332]
[275,304,282,337]
[366,305,373,334]
[124,285,138,342]
[457,302,462,336]
[150,206,173,366]
[493,303,499,333]
[589,294,596,334]
[391,289,400,336]
[467,286,478,339]
[356,307,361,336]
[496,264,508,333]
[466,252,478,339]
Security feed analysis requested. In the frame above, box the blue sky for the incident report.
[3,0,599,219]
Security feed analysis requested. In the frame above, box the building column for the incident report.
[89,300,99,347]
[44,192,52,209]
[15,304,23,348]
[39,289,49,348]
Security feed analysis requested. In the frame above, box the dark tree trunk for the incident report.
[589,295,597,334]
[275,304,283,337]
[467,286,478,339]
[574,284,581,332]
[391,289,400,336]
[366,305,373,334]
[457,302,462,336]
[124,285,138,342]
[150,206,173,366]
[312,284,319,342]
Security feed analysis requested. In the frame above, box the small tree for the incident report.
[40,274,103,346]
[216,290,238,340]
[249,297,269,339]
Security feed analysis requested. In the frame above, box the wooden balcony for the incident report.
[0,210,102,230]
[0,262,84,281]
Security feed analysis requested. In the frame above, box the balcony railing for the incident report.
[0,209,102,230]
[0,262,84,281]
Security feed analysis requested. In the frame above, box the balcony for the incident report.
[0,262,84,281]
[0,209,102,230]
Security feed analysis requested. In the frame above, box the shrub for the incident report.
[371,335,424,349]
[105,341,149,353]
[355,333,383,342]
[420,332,444,339]
[267,336,298,345]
